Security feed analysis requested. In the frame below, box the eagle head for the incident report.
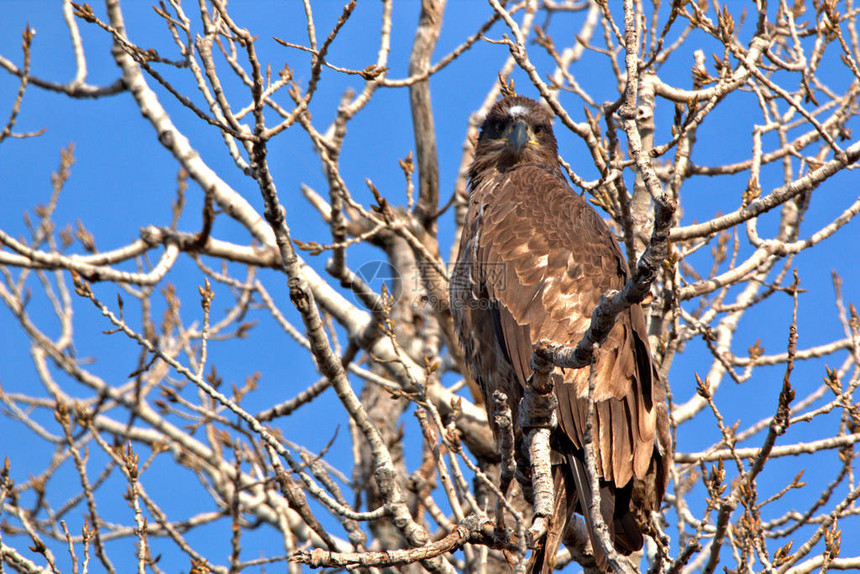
[472,95,559,177]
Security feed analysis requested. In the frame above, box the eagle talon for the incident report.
[531,339,562,368]
[519,384,558,430]
[529,350,555,374]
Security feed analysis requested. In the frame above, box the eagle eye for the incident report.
[534,125,544,135]
[490,118,506,133]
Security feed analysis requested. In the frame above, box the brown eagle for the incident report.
[451,95,670,571]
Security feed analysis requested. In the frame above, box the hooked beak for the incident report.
[508,120,529,156]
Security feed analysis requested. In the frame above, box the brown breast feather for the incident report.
[451,163,668,506]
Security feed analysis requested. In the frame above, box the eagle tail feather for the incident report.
[569,455,610,570]
[613,511,644,555]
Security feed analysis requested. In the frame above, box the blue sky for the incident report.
[2,1,859,571]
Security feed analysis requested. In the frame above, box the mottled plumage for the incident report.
[451,96,670,571]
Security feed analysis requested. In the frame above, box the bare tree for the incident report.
[1,1,859,573]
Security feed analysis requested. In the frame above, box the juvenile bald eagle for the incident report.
[451,96,670,571]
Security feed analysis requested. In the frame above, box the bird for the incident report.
[450,95,670,572]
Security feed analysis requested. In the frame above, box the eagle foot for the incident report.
[531,339,564,369]
[518,388,558,430]
[529,345,556,374]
